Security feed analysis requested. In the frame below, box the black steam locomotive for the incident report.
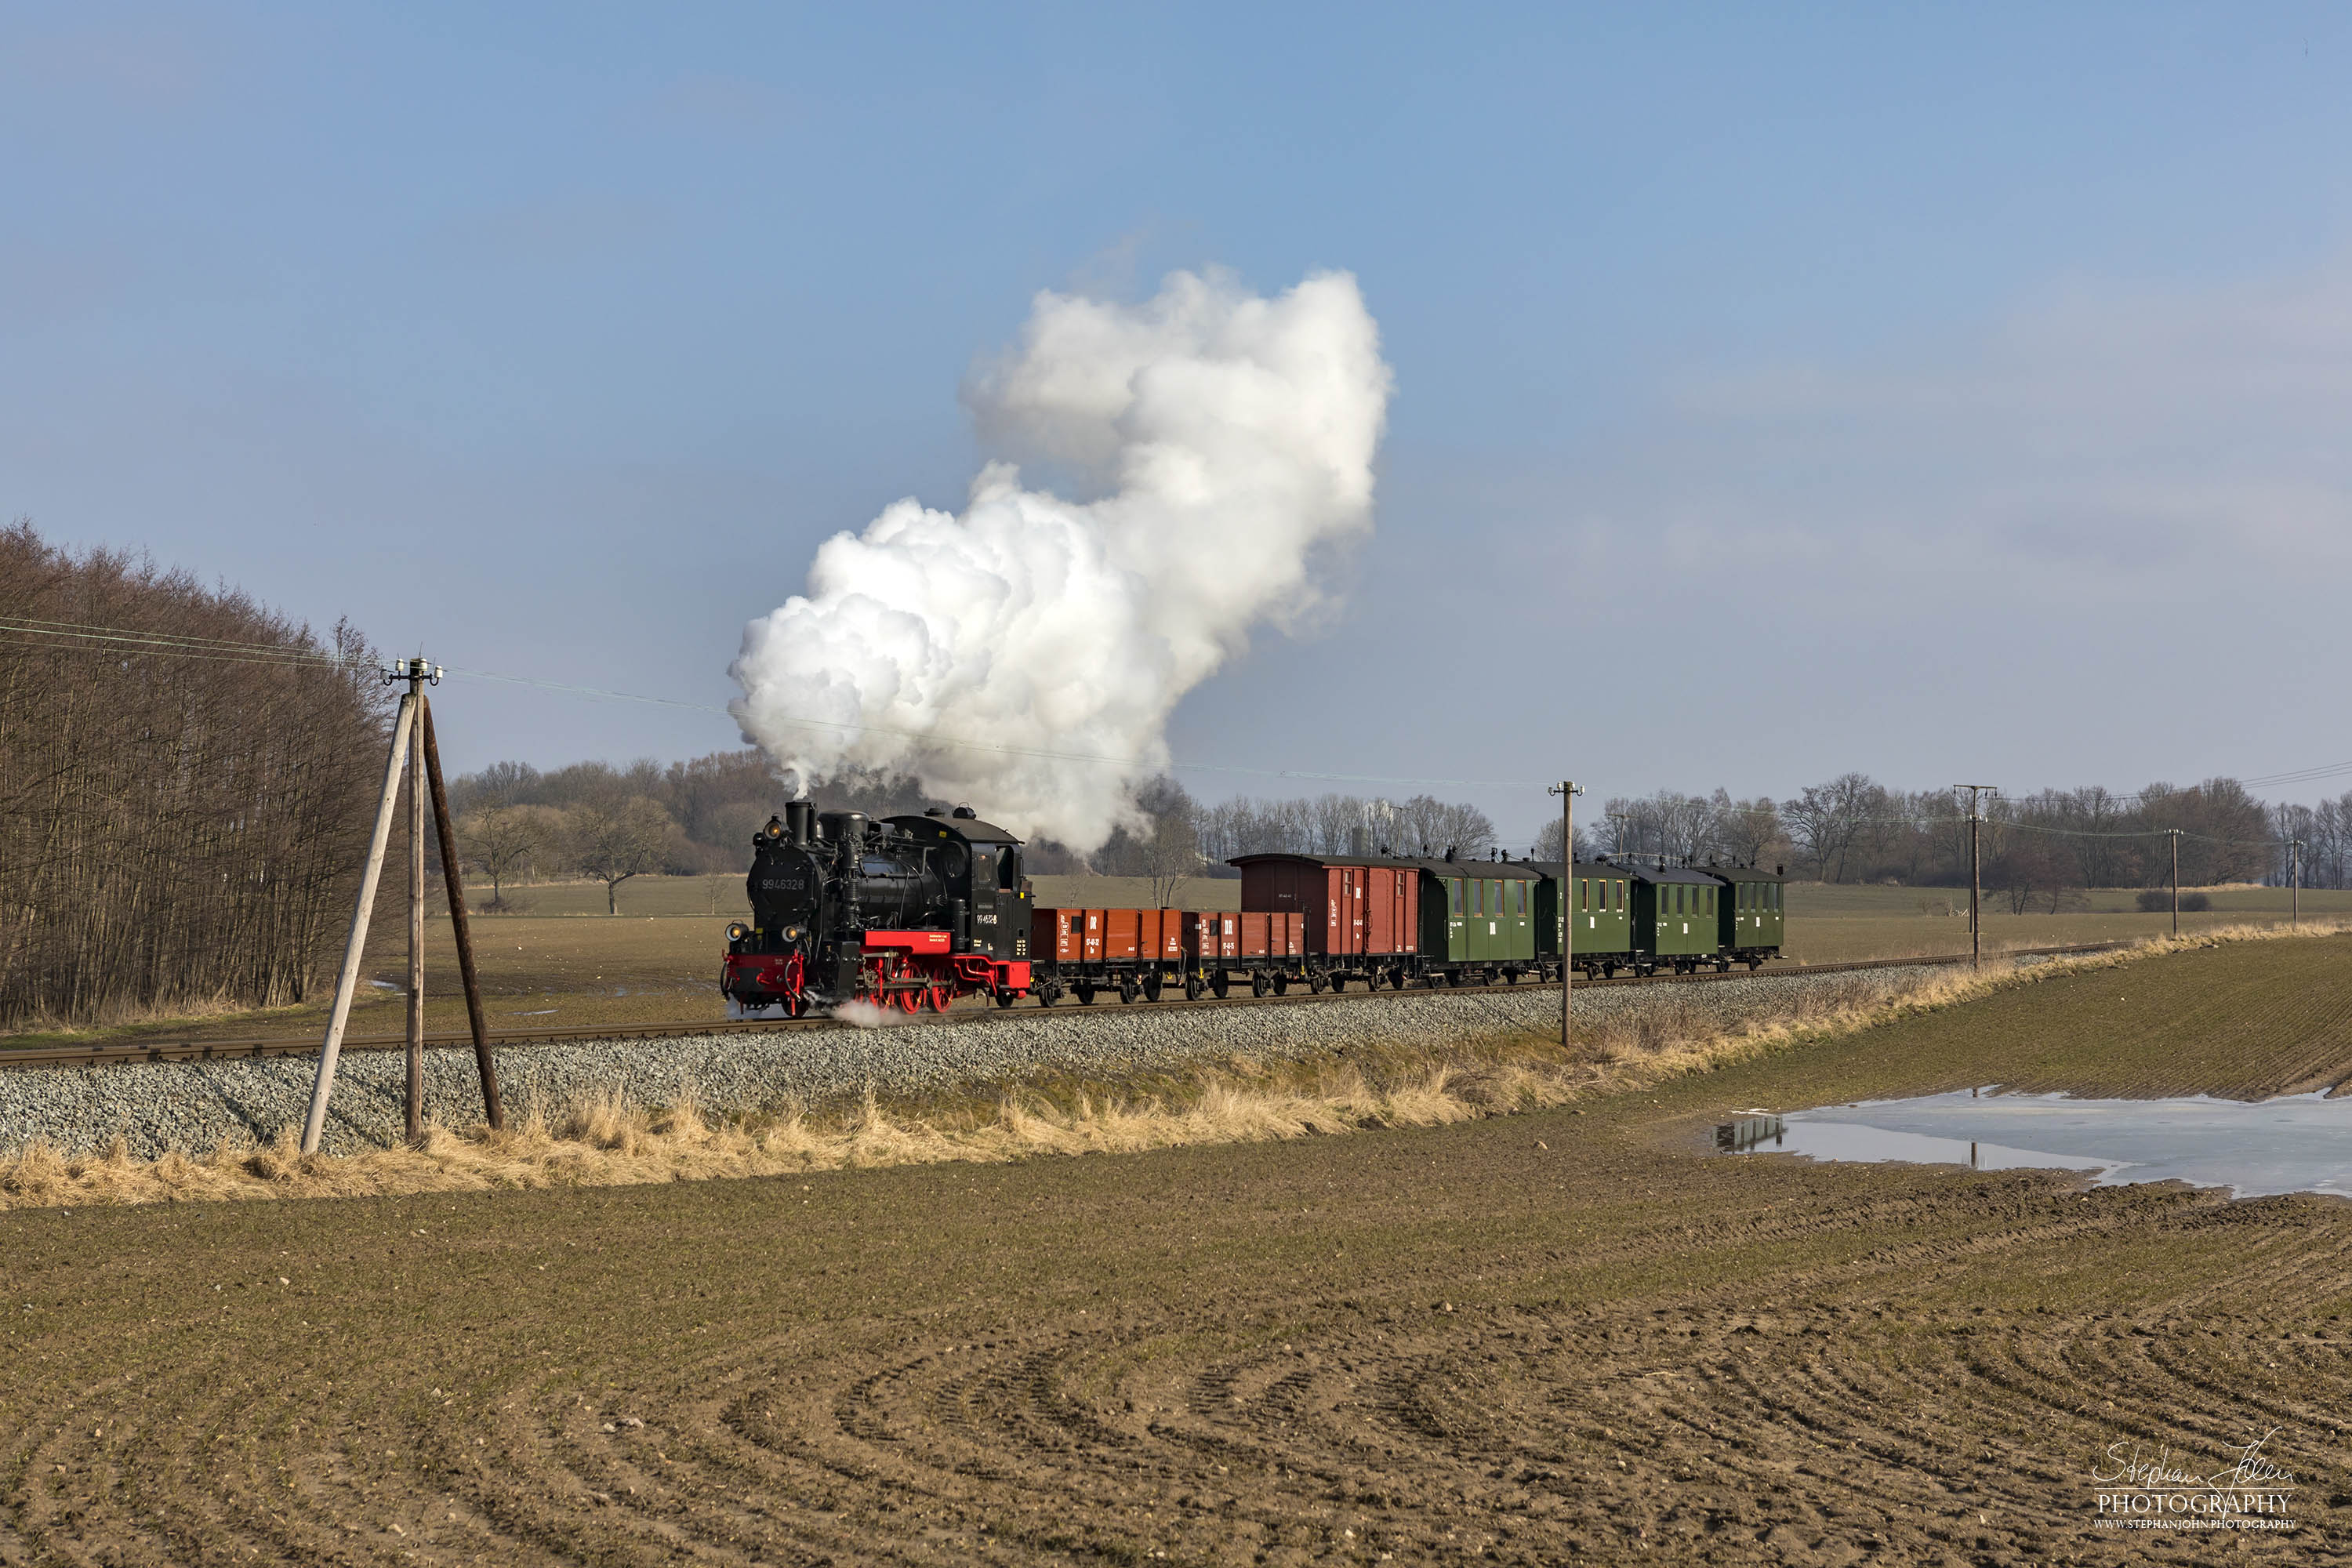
[720,801,1035,1016]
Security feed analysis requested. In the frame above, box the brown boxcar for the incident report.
[1233,856,1420,958]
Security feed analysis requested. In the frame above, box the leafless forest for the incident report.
[0,523,391,1028]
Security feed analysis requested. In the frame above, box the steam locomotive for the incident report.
[720,802,1035,1016]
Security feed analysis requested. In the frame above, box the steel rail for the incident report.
[0,941,2136,1073]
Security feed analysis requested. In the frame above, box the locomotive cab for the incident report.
[886,807,1032,963]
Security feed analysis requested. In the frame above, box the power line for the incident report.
[9,612,2350,807]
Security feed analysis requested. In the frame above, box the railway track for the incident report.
[0,941,2134,1073]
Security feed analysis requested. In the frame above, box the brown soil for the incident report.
[5,935,2351,1563]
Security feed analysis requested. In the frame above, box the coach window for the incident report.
[1449,879,1462,915]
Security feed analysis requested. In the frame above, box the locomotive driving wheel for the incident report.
[926,982,953,1011]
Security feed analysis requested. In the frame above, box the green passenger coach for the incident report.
[1626,863,1725,975]
[1523,859,1635,978]
[1426,860,1541,976]
[1704,864,1787,968]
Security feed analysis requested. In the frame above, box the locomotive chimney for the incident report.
[785,800,816,846]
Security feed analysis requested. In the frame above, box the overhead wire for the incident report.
[9,611,2349,810]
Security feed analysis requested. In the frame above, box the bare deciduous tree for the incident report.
[567,796,675,914]
[458,805,543,909]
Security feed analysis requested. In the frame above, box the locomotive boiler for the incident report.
[720,802,1034,1016]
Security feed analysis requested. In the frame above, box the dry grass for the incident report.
[6,921,2341,1212]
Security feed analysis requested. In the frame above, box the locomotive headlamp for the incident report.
[727,922,749,942]
[765,818,784,839]
[783,926,802,942]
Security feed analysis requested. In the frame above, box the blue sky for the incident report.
[8,2,2349,843]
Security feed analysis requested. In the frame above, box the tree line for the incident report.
[439,750,2321,918]
[1589,775,2296,907]
[0,522,391,1027]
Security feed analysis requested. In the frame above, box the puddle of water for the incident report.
[1727,1088,2352,1200]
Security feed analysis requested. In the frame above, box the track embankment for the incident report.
[2,967,1940,1160]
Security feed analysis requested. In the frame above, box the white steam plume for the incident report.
[729,268,1391,851]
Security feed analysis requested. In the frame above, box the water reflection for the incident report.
[1726,1089,2352,1200]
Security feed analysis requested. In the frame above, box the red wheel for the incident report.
[926,984,952,1012]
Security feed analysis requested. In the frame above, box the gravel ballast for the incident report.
[0,968,1940,1159]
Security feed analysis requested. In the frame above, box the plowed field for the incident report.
[7,935,2352,1564]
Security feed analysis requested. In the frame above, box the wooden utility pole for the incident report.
[303,682,420,1155]
[422,696,503,1128]
[2289,837,2303,929]
[1550,780,1582,1051]
[1953,785,1998,968]
[405,662,426,1142]
[2169,829,2183,936]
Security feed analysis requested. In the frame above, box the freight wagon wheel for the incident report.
[1272,973,1288,996]
[1185,975,1204,1000]
[1143,972,1163,1002]
[1037,984,1058,1007]
[1307,973,1327,995]
[1076,982,1097,1005]
[1119,976,1139,1004]
[1210,973,1230,999]
[1250,971,1270,997]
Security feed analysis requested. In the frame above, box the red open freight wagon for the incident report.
[1025,905,1308,1002]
